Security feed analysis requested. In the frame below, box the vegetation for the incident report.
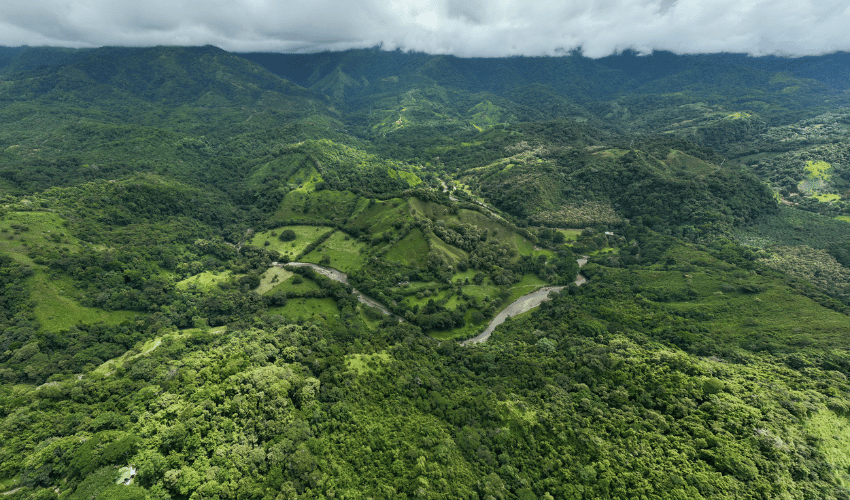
[2,45,850,498]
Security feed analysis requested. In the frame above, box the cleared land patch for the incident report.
[250,225,333,258]
[301,230,366,272]
[176,270,232,291]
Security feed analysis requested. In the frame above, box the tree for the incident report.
[279,229,297,242]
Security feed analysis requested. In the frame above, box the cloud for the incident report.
[1,0,849,57]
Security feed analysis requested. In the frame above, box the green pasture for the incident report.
[807,410,850,488]
[385,228,429,266]
[347,198,411,235]
[0,210,78,264]
[176,270,232,291]
[249,225,333,258]
[429,235,467,265]
[274,190,360,223]
[558,229,582,241]
[269,273,322,294]
[301,230,367,272]
[30,273,137,332]
[268,297,340,325]
[346,352,391,375]
[255,267,294,294]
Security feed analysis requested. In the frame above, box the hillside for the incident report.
[1,46,850,499]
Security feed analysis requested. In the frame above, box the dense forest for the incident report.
[1,46,850,499]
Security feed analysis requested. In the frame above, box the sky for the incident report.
[1,0,849,58]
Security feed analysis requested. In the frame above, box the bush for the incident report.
[279,229,297,242]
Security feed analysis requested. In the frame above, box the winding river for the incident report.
[276,256,588,343]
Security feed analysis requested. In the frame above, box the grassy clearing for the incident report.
[270,274,321,294]
[289,165,324,193]
[29,273,137,331]
[256,267,294,294]
[451,269,478,284]
[665,150,716,175]
[506,274,548,302]
[268,297,340,325]
[807,410,850,488]
[814,193,841,202]
[461,283,500,302]
[429,235,467,265]
[93,327,226,376]
[346,352,391,375]
[385,228,429,266]
[249,225,333,258]
[558,229,582,241]
[837,216,850,223]
[274,190,360,223]
[0,210,78,264]
[301,230,366,272]
[629,248,850,351]
[805,160,833,180]
[348,198,412,235]
[176,270,232,291]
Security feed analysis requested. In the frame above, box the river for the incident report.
[460,256,588,346]
[277,256,588,342]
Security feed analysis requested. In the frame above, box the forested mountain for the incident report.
[1,46,850,499]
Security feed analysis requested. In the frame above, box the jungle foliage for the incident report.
[1,45,850,499]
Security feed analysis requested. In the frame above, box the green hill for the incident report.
[1,46,850,499]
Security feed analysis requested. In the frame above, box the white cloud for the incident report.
[1,0,849,57]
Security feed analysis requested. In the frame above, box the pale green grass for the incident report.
[461,283,500,301]
[93,326,226,376]
[270,274,321,294]
[837,216,850,223]
[346,351,391,375]
[430,235,467,265]
[404,289,454,308]
[394,169,422,187]
[30,273,137,332]
[807,410,850,487]
[557,229,582,241]
[250,225,333,258]
[0,210,79,264]
[814,193,841,202]
[506,274,548,302]
[268,297,340,325]
[451,269,478,284]
[176,270,232,291]
[289,165,324,193]
[256,267,294,294]
[301,230,366,272]
[385,228,429,266]
[805,160,833,180]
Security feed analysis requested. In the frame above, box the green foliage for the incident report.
[5,45,850,500]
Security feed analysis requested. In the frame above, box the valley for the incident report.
[0,46,849,499]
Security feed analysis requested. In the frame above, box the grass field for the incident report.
[249,225,333,258]
[301,230,367,272]
[557,229,582,241]
[807,410,850,488]
[0,210,78,264]
[93,326,226,376]
[30,273,137,332]
[268,297,340,325]
[176,270,232,291]
[346,351,391,375]
[274,190,360,223]
[256,267,294,294]
[385,228,429,266]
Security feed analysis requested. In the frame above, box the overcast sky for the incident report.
[1,0,849,58]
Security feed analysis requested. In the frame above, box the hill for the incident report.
[0,46,850,499]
